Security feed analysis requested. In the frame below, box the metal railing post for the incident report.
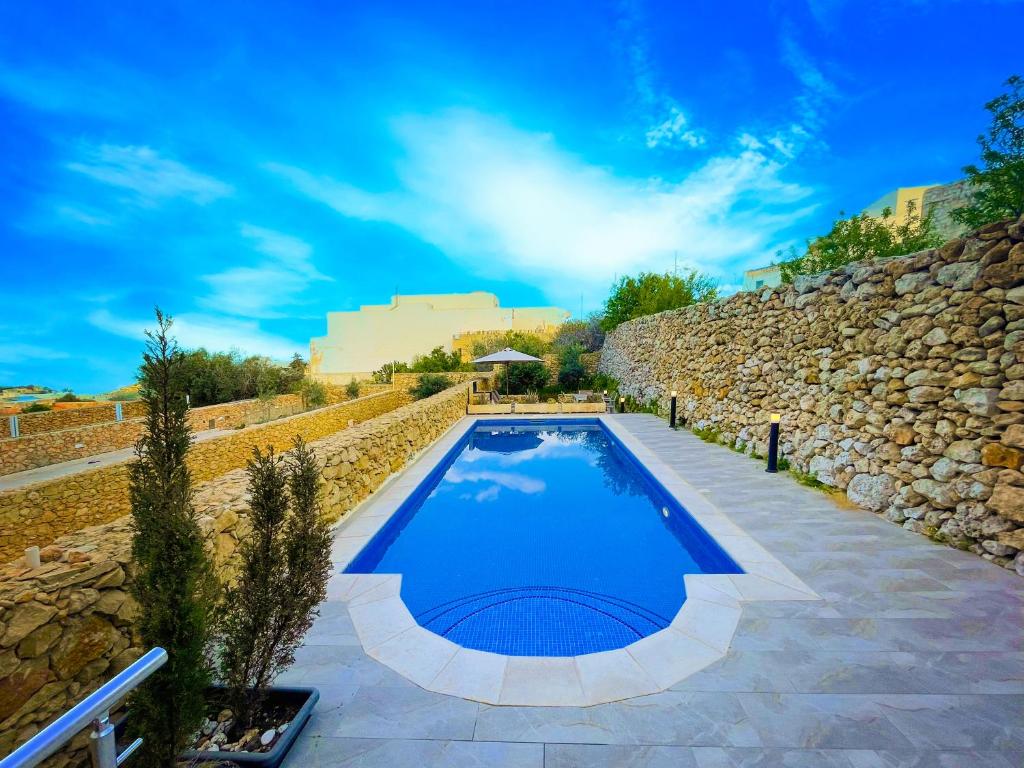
[0,648,167,768]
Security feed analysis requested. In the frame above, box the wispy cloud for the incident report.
[88,309,302,360]
[615,0,705,150]
[199,225,331,319]
[67,144,234,206]
[779,33,839,138]
[268,109,813,305]
[645,106,704,149]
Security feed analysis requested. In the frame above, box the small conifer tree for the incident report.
[129,309,217,768]
[217,437,331,728]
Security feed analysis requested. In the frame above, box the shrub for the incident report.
[217,437,331,729]
[779,201,944,282]
[128,310,217,768]
[372,360,410,383]
[410,346,470,372]
[552,315,605,353]
[411,373,452,399]
[298,378,326,408]
[21,402,52,413]
[55,392,87,402]
[345,377,361,399]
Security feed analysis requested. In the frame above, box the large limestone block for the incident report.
[50,615,121,681]
[846,473,896,511]
[989,484,1024,522]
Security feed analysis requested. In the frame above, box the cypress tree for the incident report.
[129,309,217,767]
[218,437,332,728]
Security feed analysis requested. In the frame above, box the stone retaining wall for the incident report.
[0,390,412,565]
[0,402,148,439]
[0,381,475,767]
[600,217,1024,574]
[392,371,493,391]
[0,395,309,476]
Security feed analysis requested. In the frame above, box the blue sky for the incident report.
[1,0,1021,392]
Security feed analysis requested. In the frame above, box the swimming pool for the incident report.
[346,419,743,656]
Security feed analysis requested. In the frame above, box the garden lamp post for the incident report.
[618,396,625,413]
[669,390,677,429]
[766,412,781,473]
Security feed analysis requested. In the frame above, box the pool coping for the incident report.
[325,414,821,707]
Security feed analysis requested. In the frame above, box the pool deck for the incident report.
[280,413,1024,768]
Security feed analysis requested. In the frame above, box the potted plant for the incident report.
[183,436,332,768]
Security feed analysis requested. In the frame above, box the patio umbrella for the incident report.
[470,347,544,396]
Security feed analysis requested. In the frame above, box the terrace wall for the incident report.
[0,381,477,767]
[0,395,310,476]
[601,217,1024,574]
[0,402,148,438]
[0,390,412,564]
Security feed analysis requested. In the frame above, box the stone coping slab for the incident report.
[326,415,821,707]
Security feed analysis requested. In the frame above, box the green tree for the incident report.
[410,346,470,372]
[780,201,944,283]
[601,270,718,331]
[216,438,331,730]
[298,378,326,408]
[552,314,605,352]
[128,310,217,768]
[557,344,587,390]
[372,360,410,383]
[953,75,1024,229]
[471,331,551,395]
[345,377,361,398]
[410,373,453,399]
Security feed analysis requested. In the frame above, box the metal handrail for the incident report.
[0,647,167,768]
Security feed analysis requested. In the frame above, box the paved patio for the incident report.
[280,414,1024,768]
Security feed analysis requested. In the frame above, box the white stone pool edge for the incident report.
[324,414,821,707]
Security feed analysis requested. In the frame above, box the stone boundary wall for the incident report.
[0,381,476,767]
[324,382,391,403]
[392,371,493,392]
[600,218,1024,574]
[0,390,413,565]
[0,402,148,439]
[0,395,309,477]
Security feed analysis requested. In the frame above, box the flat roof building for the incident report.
[309,292,569,383]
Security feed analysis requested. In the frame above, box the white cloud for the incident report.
[198,225,331,319]
[0,343,70,364]
[88,309,302,360]
[645,106,704,149]
[268,109,814,306]
[67,144,233,206]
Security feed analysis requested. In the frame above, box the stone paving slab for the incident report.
[281,414,1024,767]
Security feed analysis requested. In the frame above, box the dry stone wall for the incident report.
[600,217,1024,574]
[0,395,308,476]
[0,402,148,439]
[0,381,476,767]
[0,390,411,564]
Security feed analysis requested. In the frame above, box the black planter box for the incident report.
[181,686,319,768]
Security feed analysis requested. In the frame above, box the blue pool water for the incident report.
[346,420,742,656]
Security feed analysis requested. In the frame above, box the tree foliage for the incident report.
[217,438,331,729]
[953,74,1024,229]
[557,344,587,390]
[372,360,410,383]
[779,201,944,283]
[345,378,361,399]
[129,309,217,768]
[410,373,453,399]
[552,314,605,353]
[297,378,326,408]
[470,331,551,394]
[410,346,471,372]
[177,350,306,407]
[601,270,718,331]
